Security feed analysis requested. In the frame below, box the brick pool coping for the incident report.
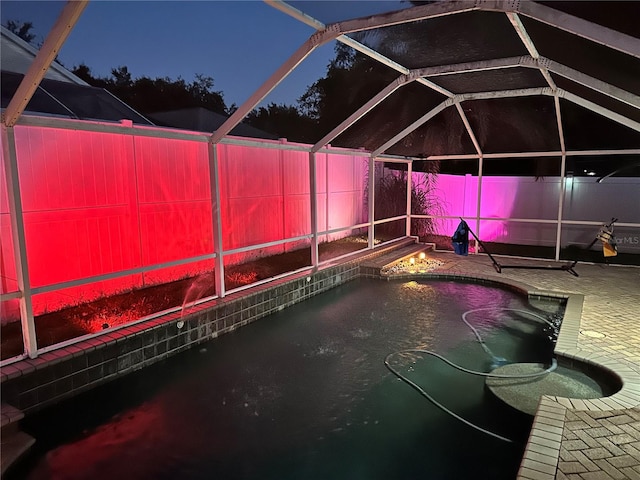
[382,269,640,480]
[418,252,640,480]
[0,238,418,414]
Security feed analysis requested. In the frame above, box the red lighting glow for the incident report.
[2,127,366,318]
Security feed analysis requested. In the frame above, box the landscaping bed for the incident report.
[1,238,369,360]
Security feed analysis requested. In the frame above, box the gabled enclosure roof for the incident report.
[258,1,640,172]
[2,1,639,177]
[222,0,639,177]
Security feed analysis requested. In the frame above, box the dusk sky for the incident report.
[1,1,408,109]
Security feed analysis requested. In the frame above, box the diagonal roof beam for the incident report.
[559,89,640,133]
[505,12,556,90]
[455,103,482,156]
[311,74,414,153]
[554,95,566,155]
[539,59,640,109]
[372,87,553,157]
[414,55,640,109]
[329,0,640,60]
[371,99,454,157]
[415,56,524,77]
[335,0,478,34]
[210,26,341,144]
[266,1,453,98]
[516,1,640,59]
[2,0,88,127]
[337,37,453,97]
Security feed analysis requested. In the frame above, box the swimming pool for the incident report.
[13,278,565,480]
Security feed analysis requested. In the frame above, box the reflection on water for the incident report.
[16,278,564,480]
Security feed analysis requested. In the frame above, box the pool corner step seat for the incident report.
[1,402,35,476]
[361,243,435,275]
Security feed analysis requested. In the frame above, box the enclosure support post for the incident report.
[2,125,37,357]
[475,155,483,254]
[406,161,413,237]
[208,142,225,298]
[309,152,319,268]
[554,95,567,262]
[556,155,567,261]
[325,150,330,248]
[368,157,376,249]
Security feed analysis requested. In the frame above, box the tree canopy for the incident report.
[5,20,36,44]
[73,64,231,116]
[3,19,399,146]
[245,43,398,144]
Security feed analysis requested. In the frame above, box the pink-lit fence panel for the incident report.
[326,154,366,238]
[426,173,561,244]
[478,175,560,246]
[282,150,311,247]
[481,176,561,220]
[134,136,213,284]
[14,126,143,313]
[4,125,372,317]
[219,144,285,258]
[314,154,328,243]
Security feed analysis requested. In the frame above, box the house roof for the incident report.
[1,71,154,124]
[0,25,87,85]
[1,25,153,125]
[149,107,278,140]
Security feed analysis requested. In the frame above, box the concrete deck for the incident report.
[424,251,640,480]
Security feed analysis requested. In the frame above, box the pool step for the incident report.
[361,242,434,276]
[1,402,35,477]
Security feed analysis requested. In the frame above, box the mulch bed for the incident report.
[1,240,367,360]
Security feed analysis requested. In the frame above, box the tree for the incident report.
[298,43,398,141]
[188,74,227,114]
[71,65,230,115]
[368,168,442,240]
[72,63,109,88]
[245,103,315,143]
[5,20,36,44]
[111,66,132,88]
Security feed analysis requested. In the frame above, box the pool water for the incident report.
[13,278,564,480]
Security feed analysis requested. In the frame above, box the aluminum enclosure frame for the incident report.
[1,0,639,362]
